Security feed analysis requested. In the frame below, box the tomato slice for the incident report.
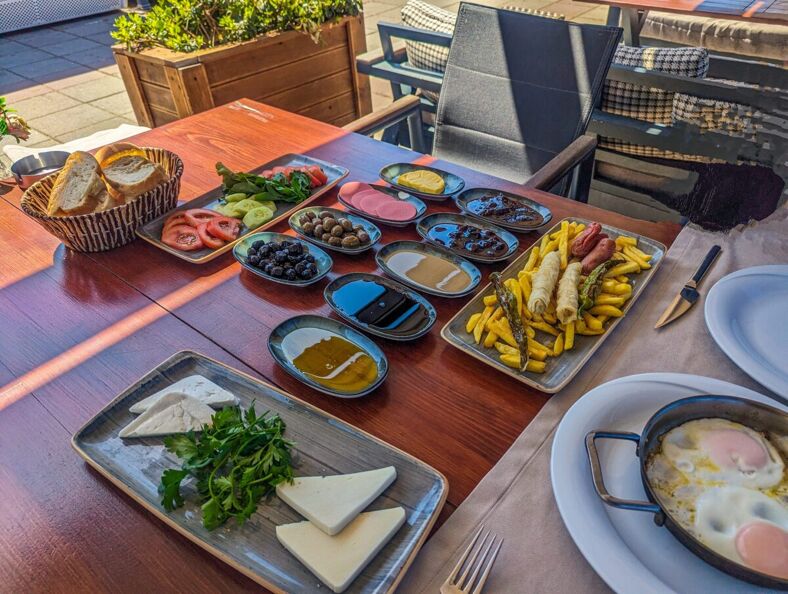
[262,170,273,179]
[197,222,225,249]
[307,165,327,186]
[272,166,287,175]
[206,216,241,242]
[162,213,188,232]
[304,172,321,188]
[184,208,222,227]
[162,224,204,251]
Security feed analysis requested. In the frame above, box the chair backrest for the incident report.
[433,3,621,185]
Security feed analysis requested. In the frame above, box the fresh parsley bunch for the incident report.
[160,404,294,530]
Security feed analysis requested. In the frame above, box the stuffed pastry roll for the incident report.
[527,251,560,314]
[556,262,582,324]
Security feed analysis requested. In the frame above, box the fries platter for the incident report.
[441,218,666,393]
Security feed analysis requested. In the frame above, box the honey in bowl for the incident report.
[281,327,378,393]
[383,249,472,293]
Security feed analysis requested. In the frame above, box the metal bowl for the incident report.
[11,151,70,189]
[586,395,788,590]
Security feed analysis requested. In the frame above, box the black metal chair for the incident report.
[346,3,622,201]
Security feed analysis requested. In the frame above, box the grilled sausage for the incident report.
[571,222,606,257]
[581,237,616,273]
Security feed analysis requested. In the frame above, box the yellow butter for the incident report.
[397,170,445,194]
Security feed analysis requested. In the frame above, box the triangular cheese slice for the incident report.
[129,374,238,413]
[119,393,214,438]
[276,466,396,535]
[276,507,405,593]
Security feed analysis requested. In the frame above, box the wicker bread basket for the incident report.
[20,147,183,253]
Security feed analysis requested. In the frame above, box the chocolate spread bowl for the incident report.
[416,212,518,263]
[455,187,552,232]
[586,395,788,590]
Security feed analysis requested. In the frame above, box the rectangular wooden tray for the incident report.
[136,154,348,264]
[72,352,447,593]
[441,217,666,393]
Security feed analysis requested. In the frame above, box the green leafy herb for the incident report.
[159,403,294,530]
[216,162,312,204]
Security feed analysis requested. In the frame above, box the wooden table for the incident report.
[0,99,680,593]
[584,0,788,45]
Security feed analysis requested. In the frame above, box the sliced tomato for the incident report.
[206,216,241,242]
[304,172,321,188]
[272,166,287,175]
[162,224,204,251]
[184,208,222,227]
[307,165,328,186]
[261,169,273,179]
[197,222,225,249]
[162,213,188,232]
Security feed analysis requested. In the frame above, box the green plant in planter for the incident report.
[113,0,363,53]
[0,97,30,143]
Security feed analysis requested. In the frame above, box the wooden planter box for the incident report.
[113,15,372,128]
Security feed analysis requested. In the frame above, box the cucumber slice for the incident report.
[242,206,274,230]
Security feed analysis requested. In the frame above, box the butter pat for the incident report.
[397,170,445,194]
[119,393,214,438]
[276,507,406,593]
[130,374,238,413]
[276,466,396,535]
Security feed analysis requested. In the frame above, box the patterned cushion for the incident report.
[602,45,709,125]
[672,78,758,135]
[401,0,455,74]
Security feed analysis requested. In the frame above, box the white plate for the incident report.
[550,372,786,594]
[705,265,788,397]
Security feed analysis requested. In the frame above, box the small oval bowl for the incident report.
[455,187,553,233]
[416,212,519,263]
[379,162,465,200]
[288,206,381,255]
[268,314,389,398]
[324,272,437,341]
[337,181,426,227]
[233,232,332,286]
[376,240,481,298]
[11,150,70,189]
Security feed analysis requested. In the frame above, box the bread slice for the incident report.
[47,151,111,217]
[94,142,141,165]
[101,154,167,200]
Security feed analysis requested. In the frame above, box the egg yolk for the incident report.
[699,429,768,472]
[735,521,788,579]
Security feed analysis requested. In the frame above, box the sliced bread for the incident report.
[101,153,167,200]
[94,142,142,165]
[47,151,111,217]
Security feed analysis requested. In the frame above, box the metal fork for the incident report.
[440,526,503,594]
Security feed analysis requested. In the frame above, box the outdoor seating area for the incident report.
[1,1,787,593]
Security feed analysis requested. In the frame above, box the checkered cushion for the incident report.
[600,45,710,161]
[401,0,455,104]
[672,78,757,134]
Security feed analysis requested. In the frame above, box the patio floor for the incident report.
[0,0,608,175]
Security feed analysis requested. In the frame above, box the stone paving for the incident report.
[0,0,608,173]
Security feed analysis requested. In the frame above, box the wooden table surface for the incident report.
[579,0,788,23]
[0,99,680,593]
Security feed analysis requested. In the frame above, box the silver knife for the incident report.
[655,245,721,329]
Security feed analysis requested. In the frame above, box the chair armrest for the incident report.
[342,95,422,136]
[524,135,597,191]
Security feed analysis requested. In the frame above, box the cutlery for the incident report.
[655,244,721,329]
[440,526,503,594]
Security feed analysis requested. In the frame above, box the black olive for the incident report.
[271,266,284,277]
[304,254,316,263]
[248,255,260,265]
[288,243,303,255]
[263,263,274,274]
[284,269,297,280]
[252,240,265,250]
[287,255,301,264]
[300,267,313,279]
[274,250,288,263]
[295,261,307,273]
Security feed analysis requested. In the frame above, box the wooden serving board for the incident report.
[136,153,348,264]
[72,351,447,594]
[441,217,666,393]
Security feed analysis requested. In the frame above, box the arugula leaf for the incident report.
[215,162,313,205]
[159,402,294,530]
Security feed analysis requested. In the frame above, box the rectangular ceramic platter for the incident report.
[72,351,447,593]
[136,154,348,264]
[441,217,666,393]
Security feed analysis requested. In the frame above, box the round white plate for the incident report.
[550,372,786,594]
[705,265,788,397]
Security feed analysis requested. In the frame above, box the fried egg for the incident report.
[695,485,788,579]
[660,418,784,489]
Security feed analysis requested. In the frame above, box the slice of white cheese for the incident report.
[129,374,238,414]
[276,507,406,593]
[276,466,397,535]
[119,393,215,438]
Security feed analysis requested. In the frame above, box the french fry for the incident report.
[596,315,609,323]
[573,223,585,238]
[616,236,637,248]
[543,311,557,325]
[490,319,516,347]
[553,333,564,356]
[525,324,535,338]
[629,245,652,261]
[494,341,512,355]
[523,247,540,272]
[582,312,603,330]
[483,330,498,348]
[485,307,503,331]
[528,337,551,354]
[624,246,651,269]
[466,312,481,333]
[505,278,522,314]
[590,305,624,317]
[616,275,630,284]
[595,294,626,307]
[601,279,632,295]
[500,354,546,373]
[539,232,551,256]
[496,341,547,361]
[518,272,532,303]
[483,294,498,306]
[558,220,569,270]
[564,322,575,350]
[604,262,640,278]
[575,319,604,335]
[474,306,494,343]
[531,321,560,336]
[542,238,559,256]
